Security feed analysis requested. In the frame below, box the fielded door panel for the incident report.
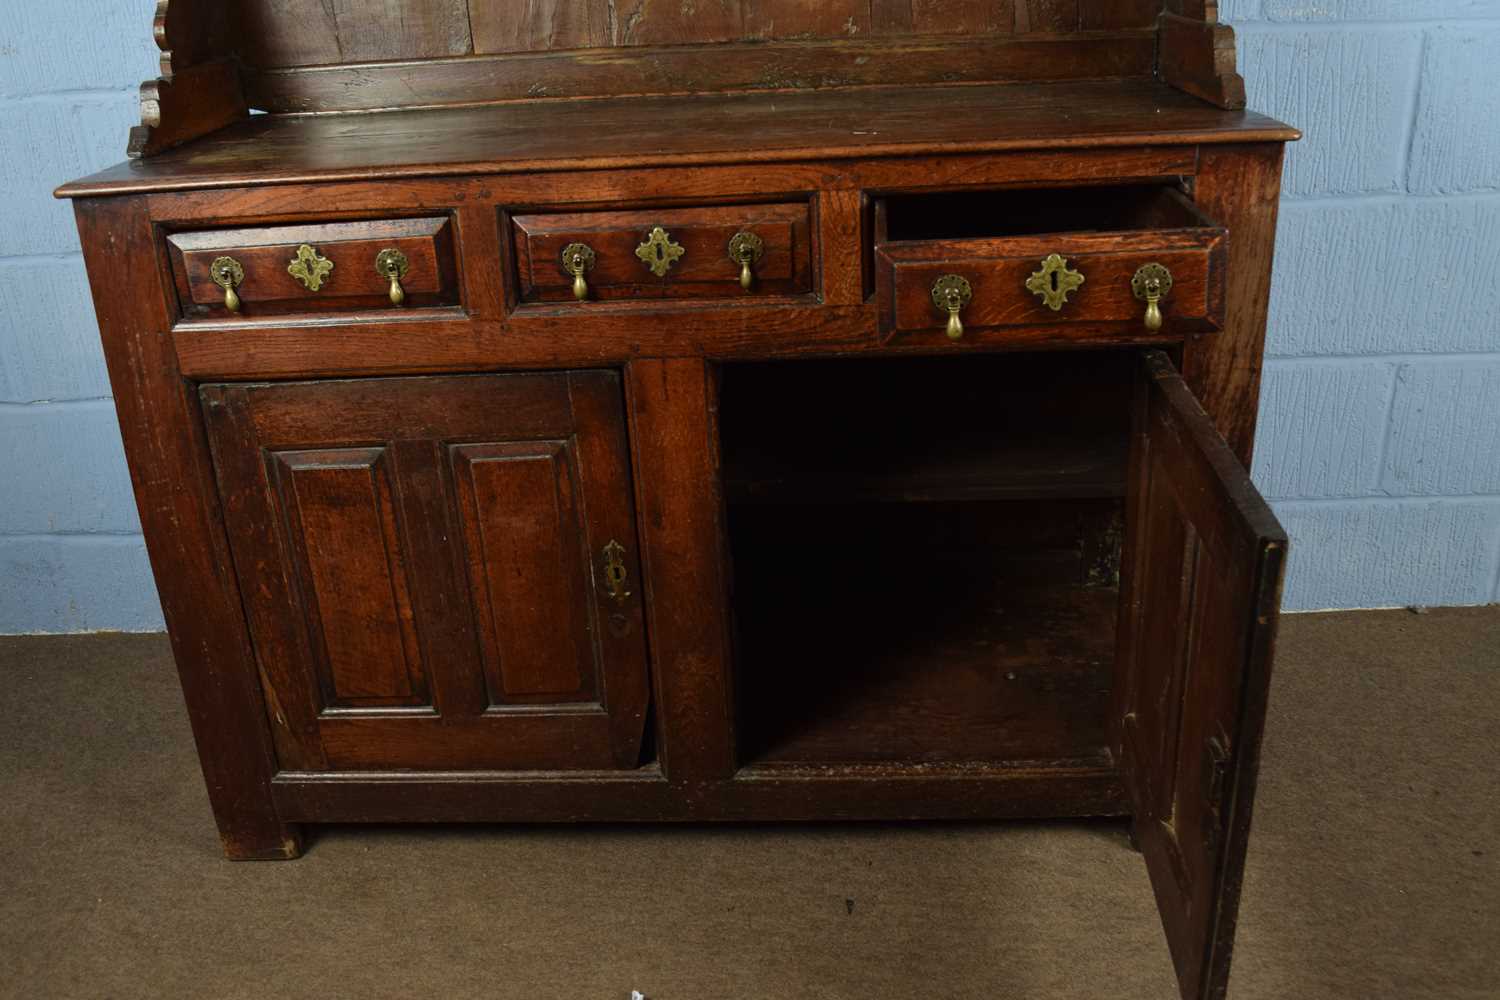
[1116,351,1288,1000]
[201,372,650,771]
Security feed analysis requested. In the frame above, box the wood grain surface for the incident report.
[62,82,1297,198]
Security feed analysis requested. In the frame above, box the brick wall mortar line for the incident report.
[0,397,115,411]
[1281,191,1500,206]
[1265,352,1500,365]
[1489,516,1500,602]
[1370,360,1403,497]
[0,87,138,107]
[0,253,85,266]
[1399,29,1429,194]
[0,532,146,545]
[1230,18,1500,32]
[1272,495,1500,509]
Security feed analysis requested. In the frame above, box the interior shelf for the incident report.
[730,502,1119,767]
[721,351,1132,769]
[720,353,1132,506]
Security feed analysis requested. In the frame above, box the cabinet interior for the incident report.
[720,351,1134,769]
[878,184,1201,242]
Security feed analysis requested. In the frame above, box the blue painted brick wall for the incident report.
[1,3,1498,630]
[0,2,160,633]
[1226,0,1500,610]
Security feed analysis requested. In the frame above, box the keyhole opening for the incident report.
[1049,271,1060,292]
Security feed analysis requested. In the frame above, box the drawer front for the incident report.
[876,229,1226,342]
[512,203,813,303]
[168,217,459,318]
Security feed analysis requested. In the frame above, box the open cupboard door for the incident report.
[1116,351,1288,1000]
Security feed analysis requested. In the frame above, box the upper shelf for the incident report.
[58,80,1296,198]
[97,1,1262,171]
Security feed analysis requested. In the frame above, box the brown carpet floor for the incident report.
[1,607,1496,999]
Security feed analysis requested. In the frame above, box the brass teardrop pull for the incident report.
[561,242,596,301]
[728,231,765,291]
[210,256,244,313]
[374,248,409,306]
[930,274,973,341]
[1132,263,1174,332]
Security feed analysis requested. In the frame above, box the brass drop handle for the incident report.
[1132,263,1174,332]
[561,242,597,301]
[210,256,245,313]
[931,274,973,341]
[602,540,631,604]
[728,232,765,291]
[374,248,409,306]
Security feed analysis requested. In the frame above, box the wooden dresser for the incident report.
[58,3,1297,996]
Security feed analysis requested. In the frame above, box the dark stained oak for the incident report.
[116,2,1254,158]
[60,81,1296,198]
[60,7,1296,998]
[200,372,652,771]
[235,0,474,67]
[167,216,459,317]
[1182,143,1287,465]
[269,765,1127,823]
[624,359,739,782]
[1159,13,1247,109]
[228,0,1158,70]
[71,197,301,860]
[877,229,1226,339]
[873,185,1229,340]
[242,33,1156,113]
[1115,351,1286,1000]
[512,203,814,302]
[129,1,246,157]
[736,561,1121,766]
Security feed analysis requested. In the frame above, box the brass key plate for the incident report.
[635,227,685,277]
[1025,253,1085,311]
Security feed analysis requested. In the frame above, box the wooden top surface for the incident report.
[59,81,1297,198]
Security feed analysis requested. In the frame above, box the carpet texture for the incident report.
[1,607,1496,999]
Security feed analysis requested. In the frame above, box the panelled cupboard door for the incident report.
[200,372,651,772]
[1116,351,1288,1000]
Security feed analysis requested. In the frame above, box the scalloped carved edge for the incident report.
[1157,12,1246,110]
[128,0,247,158]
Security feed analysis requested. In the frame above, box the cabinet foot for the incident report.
[220,823,304,861]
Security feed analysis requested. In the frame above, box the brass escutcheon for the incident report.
[931,274,973,341]
[1026,253,1085,311]
[635,226,685,277]
[1132,263,1174,332]
[374,248,409,306]
[287,244,334,292]
[209,256,245,313]
[727,231,765,290]
[602,540,631,604]
[560,242,596,301]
